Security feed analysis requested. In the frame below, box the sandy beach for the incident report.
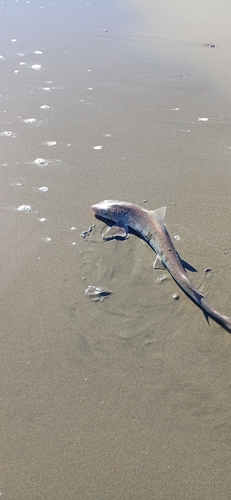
[1,0,231,498]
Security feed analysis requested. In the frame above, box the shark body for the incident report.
[91,200,231,333]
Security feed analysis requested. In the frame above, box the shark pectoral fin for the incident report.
[102,221,128,240]
[150,206,167,226]
[153,255,165,270]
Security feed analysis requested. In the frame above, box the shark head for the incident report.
[91,199,167,241]
[91,200,131,223]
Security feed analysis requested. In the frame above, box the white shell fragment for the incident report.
[17,204,32,212]
[93,145,103,150]
[40,105,50,109]
[38,186,48,192]
[198,117,208,122]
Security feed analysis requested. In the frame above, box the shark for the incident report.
[91,199,231,333]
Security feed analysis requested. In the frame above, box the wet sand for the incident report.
[1,0,231,498]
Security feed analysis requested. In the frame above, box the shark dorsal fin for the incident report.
[150,206,167,225]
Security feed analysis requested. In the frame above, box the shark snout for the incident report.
[91,204,99,213]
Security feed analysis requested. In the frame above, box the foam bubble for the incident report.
[198,117,208,121]
[34,158,49,166]
[40,105,50,109]
[39,218,46,222]
[38,186,48,192]
[93,145,103,150]
[23,118,36,123]
[18,204,31,212]
[34,50,42,54]
[0,131,13,136]
[31,64,42,70]
[43,140,57,146]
